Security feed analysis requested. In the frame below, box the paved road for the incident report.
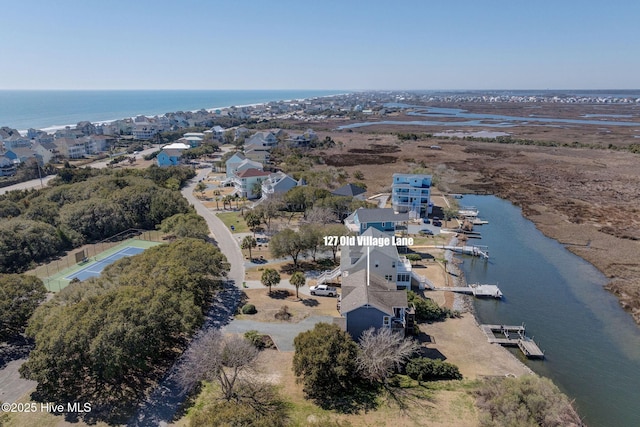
[0,175,55,195]
[181,168,245,286]
[128,170,246,426]
[224,316,336,351]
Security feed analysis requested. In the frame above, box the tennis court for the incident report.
[65,246,145,281]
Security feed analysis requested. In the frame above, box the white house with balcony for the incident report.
[261,171,298,198]
[340,227,412,290]
[230,168,271,199]
[391,173,433,219]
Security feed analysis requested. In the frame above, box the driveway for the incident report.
[223,316,336,351]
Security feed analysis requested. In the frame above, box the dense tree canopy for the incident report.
[160,212,210,240]
[0,169,192,273]
[0,274,47,341]
[20,239,229,411]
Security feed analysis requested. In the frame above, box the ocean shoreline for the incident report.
[1,89,349,134]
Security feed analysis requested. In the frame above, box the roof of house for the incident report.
[236,158,263,170]
[332,183,366,197]
[161,149,182,157]
[340,227,399,271]
[236,168,271,178]
[163,142,190,150]
[340,270,407,316]
[6,147,35,157]
[352,208,409,224]
[226,152,246,163]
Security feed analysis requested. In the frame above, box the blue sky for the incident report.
[1,0,638,90]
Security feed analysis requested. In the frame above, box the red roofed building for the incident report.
[233,168,271,199]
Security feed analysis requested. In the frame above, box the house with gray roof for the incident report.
[261,171,298,198]
[332,183,366,200]
[340,227,412,289]
[344,208,409,234]
[338,269,413,340]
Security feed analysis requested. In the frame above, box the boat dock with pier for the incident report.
[437,245,489,259]
[479,324,545,359]
[432,283,503,298]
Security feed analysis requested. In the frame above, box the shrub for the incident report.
[275,305,291,321]
[407,291,453,322]
[406,357,462,381]
[475,375,583,427]
[244,330,275,350]
[241,303,257,314]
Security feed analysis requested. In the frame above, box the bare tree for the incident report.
[356,327,419,383]
[303,206,337,224]
[177,329,260,401]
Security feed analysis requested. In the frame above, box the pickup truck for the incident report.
[309,284,338,297]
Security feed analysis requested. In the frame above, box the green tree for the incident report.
[289,271,306,299]
[261,268,280,294]
[195,181,207,198]
[321,224,349,263]
[293,323,359,407]
[241,235,257,260]
[20,239,229,413]
[406,253,422,265]
[160,212,209,240]
[244,211,262,236]
[251,181,262,199]
[299,224,323,262]
[270,228,306,268]
[0,274,47,341]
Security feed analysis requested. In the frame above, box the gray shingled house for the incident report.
[337,269,414,340]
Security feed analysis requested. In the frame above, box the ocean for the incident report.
[0,90,345,132]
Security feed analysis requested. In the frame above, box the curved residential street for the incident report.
[181,168,245,286]
[129,169,246,426]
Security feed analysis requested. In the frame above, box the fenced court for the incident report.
[35,231,164,292]
[65,246,146,282]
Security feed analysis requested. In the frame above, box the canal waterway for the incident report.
[337,104,640,130]
[456,195,640,427]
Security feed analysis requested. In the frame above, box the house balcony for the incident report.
[397,256,412,274]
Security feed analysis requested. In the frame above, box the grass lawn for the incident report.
[216,211,249,233]
[175,350,480,427]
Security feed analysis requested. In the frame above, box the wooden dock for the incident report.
[433,284,502,298]
[437,245,489,259]
[479,324,545,359]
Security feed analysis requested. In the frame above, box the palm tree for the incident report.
[261,268,280,295]
[290,271,306,299]
[241,235,257,260]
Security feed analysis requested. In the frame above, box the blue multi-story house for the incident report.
[391,173,433,219]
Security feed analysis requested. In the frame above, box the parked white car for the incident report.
[309,284,338,297]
